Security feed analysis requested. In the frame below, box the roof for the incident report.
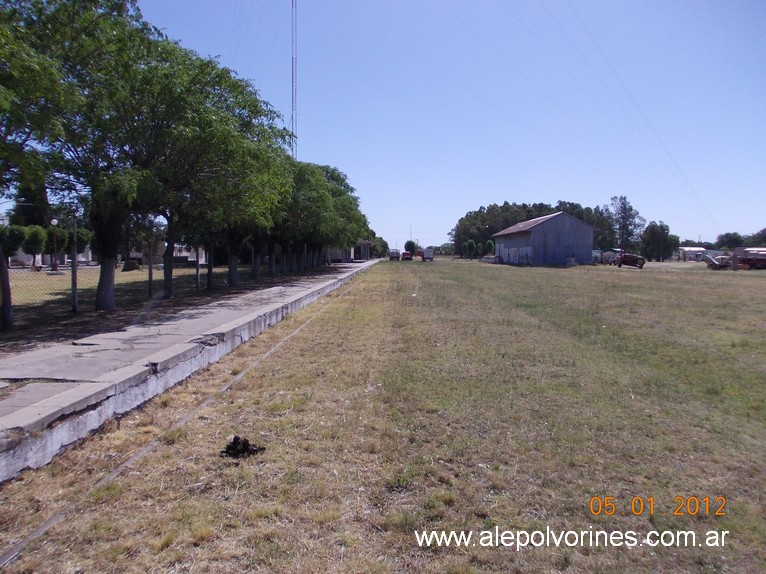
[491,211,594,238]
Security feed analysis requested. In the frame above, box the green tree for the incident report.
[124,39,290,295]
[404,240,417,254]
[606,196,645,251]
[439,242,454,255]
[14,0,156,309]
[22,224,46,268]
[640,221,676,261]
[466,239,476,259]
[715,232,743,250]
[744,228,766,247]
[0,6,68,192]
[485,239,494,255]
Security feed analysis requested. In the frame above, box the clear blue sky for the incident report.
[138,0,765,248]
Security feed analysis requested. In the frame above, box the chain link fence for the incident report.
[2,256,292,346]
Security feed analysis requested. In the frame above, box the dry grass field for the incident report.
[1,259,764,573]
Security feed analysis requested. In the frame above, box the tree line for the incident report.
[451,195,764,261]
[1,0,385,330]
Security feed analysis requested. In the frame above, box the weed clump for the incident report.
[219,435,265,458]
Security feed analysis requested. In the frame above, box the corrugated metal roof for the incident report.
[492,211,589,238]
[492,212,561,237]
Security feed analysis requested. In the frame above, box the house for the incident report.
[678,246,706,262]
[492,211,595,266]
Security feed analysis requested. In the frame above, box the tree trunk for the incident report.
[268,239,276,277]
[228,253,239,287]
[206,254,215,291]
[227,232,243,287]
[251,242,262,282]
[163,215,175,299]
[205,234,216,291]
[0,247,14,330]
[163,241,174,299]
[95,256,117,311]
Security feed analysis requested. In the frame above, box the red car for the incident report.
[401,251,413,261]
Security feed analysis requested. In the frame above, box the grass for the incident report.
[0,259,764,573]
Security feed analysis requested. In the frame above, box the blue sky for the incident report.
[137,0,765,248]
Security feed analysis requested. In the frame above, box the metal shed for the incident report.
[492,211,595,266]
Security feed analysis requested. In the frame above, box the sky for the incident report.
[137,0,765,248]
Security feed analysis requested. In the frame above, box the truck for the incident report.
[388,249,401,261]
[422,248,434,262]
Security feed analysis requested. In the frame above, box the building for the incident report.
[678,246,706,262]
[492,211,595,266]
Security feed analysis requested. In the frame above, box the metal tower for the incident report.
[291,0,297,159]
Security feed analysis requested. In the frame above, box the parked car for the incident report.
[401,250,413,261]
[422,248,434,262]
[388,249,401,261]
[616,251,645,269]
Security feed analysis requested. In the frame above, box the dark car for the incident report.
[617,251,645,269]
[401,250,413,261]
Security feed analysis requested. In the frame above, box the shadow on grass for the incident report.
[0,264,351,356]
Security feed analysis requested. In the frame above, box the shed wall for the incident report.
[495,216,593,266]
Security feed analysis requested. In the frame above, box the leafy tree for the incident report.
[606,196,645,251]
[22,224,46,268]
[123,38,290,295]
[640,221,676,261]
[744,227,766,247]
[466,239,476,259]
[65,225,93,256]
[14,0,157,309]
[0,6,68,192]
[715,232,743,250]
[485,239,494,255]
[438,242,454,255]
[0,224,26,329]
[372,236,389,258]
[404,240,417,253]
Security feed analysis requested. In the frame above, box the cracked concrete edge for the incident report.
[0,261,376,483]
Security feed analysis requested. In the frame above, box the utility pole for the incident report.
[291,0,297,159]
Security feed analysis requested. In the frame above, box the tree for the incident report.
[22,224,46,269]
[606,196,645,251]
[404,240,417,254]
[485,239,494,255]
[0,224,26,329]
[439,242,454,255]
[640,221,677,261]
[715,232,743,250]
[0,6,68,192]
[466,239,476,259]
[13,0,157,310]
[744,228,766,247]
[123,38,290,296]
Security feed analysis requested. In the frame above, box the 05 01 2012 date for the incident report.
[589,496,727,517]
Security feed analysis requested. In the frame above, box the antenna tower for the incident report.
[291,0,297,159]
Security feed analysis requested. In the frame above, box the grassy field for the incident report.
[1,259,764,573]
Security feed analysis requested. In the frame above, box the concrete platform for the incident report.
[0,261,377,482]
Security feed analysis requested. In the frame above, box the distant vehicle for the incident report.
[616,251,645,269]
[422,248,434,262]
[388,249,401,261]
[401,250,413,261]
